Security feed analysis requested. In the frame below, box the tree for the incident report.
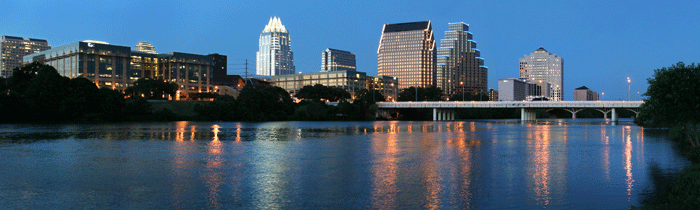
[295,84,350,102]
[397,86,443,101]
[635,62,700,147]
[125,78,178,99]
[237,86,293,121]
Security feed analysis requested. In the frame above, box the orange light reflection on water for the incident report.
[370,126,398,209]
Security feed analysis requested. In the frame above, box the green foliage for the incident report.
[293,99,334,121]
[296,84,351,102]
[124,78,178,99]
[636,62,700,147]
[194,95,237,121]
[397,86,442,101]
[124,97,153,115]
[236,85,293,121]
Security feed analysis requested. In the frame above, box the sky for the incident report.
[2,0,698,100]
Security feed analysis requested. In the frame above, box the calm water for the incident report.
[0,120,690,209]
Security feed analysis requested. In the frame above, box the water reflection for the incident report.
[370,130,398,209]
[0,120,687,209]
[623,126,634,200]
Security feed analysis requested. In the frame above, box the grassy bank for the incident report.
[637,128,700,209]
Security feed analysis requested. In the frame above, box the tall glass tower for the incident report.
[378,21,436,90]
[436,22,487,98]
[519,47,564,101]
[321,48,356,72]
[256,16,294,76]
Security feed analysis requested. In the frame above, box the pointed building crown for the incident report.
[262,16,288,33]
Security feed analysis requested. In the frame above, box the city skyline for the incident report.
[1,0,698,100]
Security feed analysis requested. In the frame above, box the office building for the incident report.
[271,71,399,101]
[321,48,356,72]
[378,21,436,90]
[256,16,295,76]
[209,53,238,86]
[366,75,399,101]
[498,78,528,101]
[527,82,551,100]
[488,89,499,101]
[24,40,213,96]
[134,41,157,54]
[1,35,51,77]
[436,22,487,98]
[519,47,564,101]
[574,86,599,101]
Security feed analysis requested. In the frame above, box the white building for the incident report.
[519,47,564,101]
[256,16,295,76]
[498,78,528,101]
[134,41,157,54]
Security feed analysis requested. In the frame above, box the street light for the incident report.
[627,77,631,101]
[460,81,464,101]
[601,92,604,101]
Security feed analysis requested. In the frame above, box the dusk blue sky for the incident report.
[2,0,698,100]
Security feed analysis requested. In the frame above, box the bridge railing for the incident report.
[374,101,643,109]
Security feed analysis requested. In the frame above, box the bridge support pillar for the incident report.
[521,108,536,121]
[433,108,437,121]
[611,108,619,122]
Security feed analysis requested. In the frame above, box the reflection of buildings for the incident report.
[526,125,568,207]
[24,41,214,97]
[0,35,51,77]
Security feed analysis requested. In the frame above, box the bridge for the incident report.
[374,101,643,121]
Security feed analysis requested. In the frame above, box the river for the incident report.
[0,119,690,209]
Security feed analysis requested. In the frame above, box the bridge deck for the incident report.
[375,101,643,109]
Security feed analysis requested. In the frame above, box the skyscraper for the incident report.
[134,41,157,54]
[378,21,436,90]
[321,48,356,72]
[519,47,564,101]
[256,16,294,76]
[1,35,51,77]
[436,22,487,98]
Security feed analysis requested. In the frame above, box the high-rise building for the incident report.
[24,40,214,96]
[256,16,294,76]
[1,35,51,77]
[574,86,599,101]
[134,41,157,54]
[436,22,487,98]
[519,47,564,101]
[321,48,356,72]
[378,21,436,90]
[498,78,528,101]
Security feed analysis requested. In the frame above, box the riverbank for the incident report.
[637,130,700,209]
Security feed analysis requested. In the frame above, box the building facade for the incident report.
[488,89,499,101]
[24,41,213,95]
[498,78,528,101]
[527,82,551,100]
[436,22,487,98]
[366,75,399,101]
[519,47,564,101]
[378,21,436,90]
[272,70,367,97]
[1,35,51,77]
[134,41,157,54]
[321,48,356,72]
[574,86,599,101]
[256,16,295,76]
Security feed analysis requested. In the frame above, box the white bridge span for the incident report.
[373,101,643,121]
